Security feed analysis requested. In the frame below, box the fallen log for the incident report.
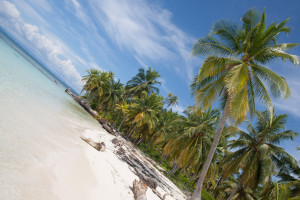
[102,123,115,135]
[98,118,108,125]
[80,136,105,151]
[65,91,117,136]
[133,179,147,200]
[69,94,98,118]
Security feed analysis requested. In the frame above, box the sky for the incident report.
[0,0,299,160]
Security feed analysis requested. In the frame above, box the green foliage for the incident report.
[78,14,300,198]
[191,8,299,122]
[221,110,298,198]
[202,189,215,200]
[126,67,161,98]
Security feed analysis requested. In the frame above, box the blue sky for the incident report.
[0,0,299,159]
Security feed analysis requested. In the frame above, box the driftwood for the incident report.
[111,138,123,146]
[70,94,98,118]
[80,136,105,152]
[98,118,108,125]
[102,123,115,135]
[66,91,116,136]
[133,179,147,200]
[65,88,71,94]
[98,119,116,135]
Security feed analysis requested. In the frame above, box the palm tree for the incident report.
[274,158,300,199]
[127,94,164,140]
[164,107,219,172]
[165,93,179,108]
[99,78,124,113]
[262,181,300,200]
[126,67,161,98]
[214,175,256,200]
[81,70,114,106]
[190,9,299,199]
[144,109,180,151]
[80,68,100,96]
[222,110,298,199]
[163,107,221,180]
[115,102,130,131]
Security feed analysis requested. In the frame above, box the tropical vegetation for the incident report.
[79,8,299,200]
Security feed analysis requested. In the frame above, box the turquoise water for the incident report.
[0,34,103,199]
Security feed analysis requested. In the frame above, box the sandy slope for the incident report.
[0,122,186,200]
[76,129,187,200]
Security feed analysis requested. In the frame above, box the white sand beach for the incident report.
[1,119,186,200]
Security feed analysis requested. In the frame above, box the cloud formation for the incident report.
[89,0,199,81]
[273,80,300,117]
[0,0,82,89]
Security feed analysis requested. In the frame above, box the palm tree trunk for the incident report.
[113,115,120,128]
[127,123,138,139]
[79,88,84,96]
[160,153,168,164]
[227,178,243,200]
[212,177,222,193]
[136,138,143,145]
[134,133,142,144]
[191,97,231,200]
[185,176,194,186]
[145,137,155,151]
[179,167,185,176]
[168,163,178,176]
[118,115,127,132]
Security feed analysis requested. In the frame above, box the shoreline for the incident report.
[66,90,187,199]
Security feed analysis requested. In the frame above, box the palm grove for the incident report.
[79,9,299,200]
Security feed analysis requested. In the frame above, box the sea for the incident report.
[0,30,106,199]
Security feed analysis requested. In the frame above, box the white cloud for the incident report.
[273,80,300,117]
[89,0,199,81]
[26,0,53,13]
[172,104,185,115]
[0,1,82,90]
[0,0,20,19]
[157,77,171,94]
[65,0,97,31]
[10,0,50,28]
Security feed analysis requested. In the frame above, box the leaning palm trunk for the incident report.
[117,115,128,132]
[113,115,120,128]
[168,163,178,176]
[144,138,154,151]
[191,97,230,200]
[79,88,84,96]
[227,178,243,200]
[127,123,138,139]
[134,133,142,144]
[160,153,169,164]
[136,138,143,145]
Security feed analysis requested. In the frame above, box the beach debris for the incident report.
[143,177,157,190]
[111,138,123,146]
[65,88,71,94]
[116,147,126,156]
[69,94,99,118]
[80,136,105,152]
[98,118,117,135]
[98,118,108,125]
[100,142,106,152]
[65,91,118,136]
[102,123,115,135]
[111,136,186,200]
[133,179,148,200]
[163,194,172,200]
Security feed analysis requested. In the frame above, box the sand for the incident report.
[50,128,186,200]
